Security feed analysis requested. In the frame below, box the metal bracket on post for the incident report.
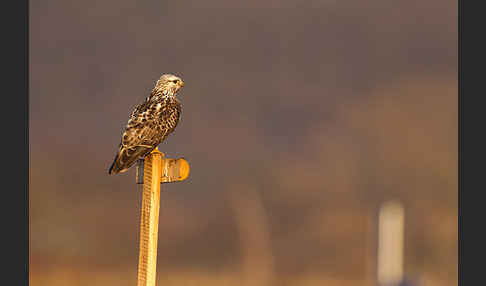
[136,159,145,184]
[136,157,189,184]
[135,148,190,286]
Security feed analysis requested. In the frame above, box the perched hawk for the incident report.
[108,74,184,174]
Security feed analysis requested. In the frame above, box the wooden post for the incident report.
[134,147,190,286]
[137,148,163,286]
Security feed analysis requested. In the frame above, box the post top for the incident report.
[150,147,164,157]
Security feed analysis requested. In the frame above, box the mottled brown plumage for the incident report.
[109,74,183,174]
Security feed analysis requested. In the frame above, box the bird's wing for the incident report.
[125,97,181,147]
[129,95,151,119]
[109,100,161,174]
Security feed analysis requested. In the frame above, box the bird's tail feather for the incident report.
[108,145,153,174]
[108,155,118,174]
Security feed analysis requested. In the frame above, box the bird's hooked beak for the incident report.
[178,80,184,88]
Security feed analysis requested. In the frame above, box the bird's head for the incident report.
[154,74,184,96]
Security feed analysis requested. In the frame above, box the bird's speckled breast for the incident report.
[153,96,181,136]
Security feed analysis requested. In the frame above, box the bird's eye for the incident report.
[172,80,178,83]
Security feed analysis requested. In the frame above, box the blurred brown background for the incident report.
[30,1,457,285]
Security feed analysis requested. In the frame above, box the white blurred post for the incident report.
[377,201,405,286]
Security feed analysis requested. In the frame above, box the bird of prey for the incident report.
[108,74,184,174]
